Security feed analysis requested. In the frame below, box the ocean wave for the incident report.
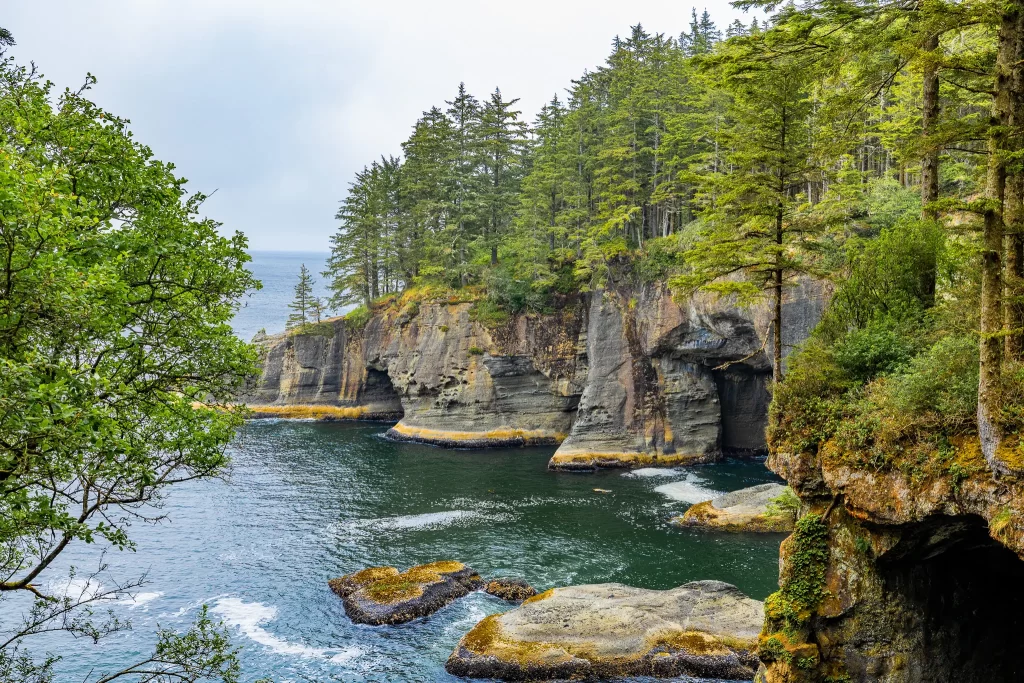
[212,597,361,662]
[653,477,721,504]
[334,509,490,534]
[117,591,164,609]
[622,467,684,478]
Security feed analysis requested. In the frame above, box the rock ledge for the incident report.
[445,580,763,681]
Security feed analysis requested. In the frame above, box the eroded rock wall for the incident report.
[759,439,1024,683]
[245,280,826,466]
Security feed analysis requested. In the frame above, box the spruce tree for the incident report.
[287,264,317,329]
[672,39,824,383]
[477,88,528,265]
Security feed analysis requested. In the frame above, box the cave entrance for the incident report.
[360,367,404,421]
[877,514,1024,682]
[712,367,770,456]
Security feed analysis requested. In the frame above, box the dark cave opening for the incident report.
[712,367,770,455]
[361,367,404,420]
[876,514,1024,683]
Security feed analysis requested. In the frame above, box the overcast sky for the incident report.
[6,1,755,252]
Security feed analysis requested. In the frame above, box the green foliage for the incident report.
[287,264,323,328]
[766,486,801,517]
[830,318,919,383]
[469,299,510,328]
[0,45,259,681]
[344,305,372,332]
[468,346,485,355]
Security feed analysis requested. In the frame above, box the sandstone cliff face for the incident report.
[245,281,826,467]
[758,439,1024,683]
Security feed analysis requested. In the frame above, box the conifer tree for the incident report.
[477,88,528,265]
[673,39,823,382]
[287,264,317,328]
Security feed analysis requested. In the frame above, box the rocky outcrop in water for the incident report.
[673,483,796,533]
[484,577,537,603]
[759,437,1024,683]
[445,580,764,681]
[246,280,826,467]
[328,561,483,625]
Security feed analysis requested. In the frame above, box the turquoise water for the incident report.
[44,420,784,682]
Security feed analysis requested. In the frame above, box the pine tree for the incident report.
[287,264,317,329]
[445,83,482,282]
[673,39,824,382]
[477,88,528,265]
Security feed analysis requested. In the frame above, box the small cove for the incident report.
[49,420,784,682]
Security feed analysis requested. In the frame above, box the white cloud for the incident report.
[5,0,755,251]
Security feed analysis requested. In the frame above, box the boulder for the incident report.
[484,577,538,603]
[328,561,483,625]
[446,580,764,681]
[673,483,796,533]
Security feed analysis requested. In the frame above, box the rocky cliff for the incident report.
[245,280,826,469]
[757,437,1024,683]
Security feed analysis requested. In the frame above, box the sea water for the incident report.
[35,253,784,681]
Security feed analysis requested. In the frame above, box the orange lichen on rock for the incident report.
[247,404,369,420]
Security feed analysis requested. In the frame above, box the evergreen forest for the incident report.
[323,2,1024,471]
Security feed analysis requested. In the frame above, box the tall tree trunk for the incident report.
[773,210,784,384]
[920,33,941,307]
[1004,12,1024,360]
[979,3,1021,471]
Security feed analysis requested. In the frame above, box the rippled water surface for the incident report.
[49,420,784,682]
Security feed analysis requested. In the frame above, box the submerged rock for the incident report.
[673,483,797,533]
[445,580,763,681]
[328,561,483,625]
[484,577,537,603]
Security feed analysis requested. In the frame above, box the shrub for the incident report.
[469,299,510,328]
[831,317,919,383]
[344,305,372,331]
[468,346,484,355]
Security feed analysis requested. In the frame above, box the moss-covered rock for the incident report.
[446,580,763,681]
[484,577,537,603]
[328,561,483,625]
[673,483,797,533]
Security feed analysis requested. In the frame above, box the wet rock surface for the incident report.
[484,577,537,603]
[673,483,796,533]
[328,561,483,625]
[445,580,763,681]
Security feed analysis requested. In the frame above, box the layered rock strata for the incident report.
[445,580,764,681]
[246,281,826,467]
[673,483,796,533]
[328,561,483,625]
[760,438,1024,683]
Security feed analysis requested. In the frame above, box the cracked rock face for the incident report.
[244,281,826,462]
[761,436,1024,683]
[445,580,764,681]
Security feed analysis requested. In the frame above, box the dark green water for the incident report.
[53,420,784,682]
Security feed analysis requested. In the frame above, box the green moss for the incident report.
[291,321,336,337]
[344,305,372,331]
[760,513,830,668]
[469,299,511,328]
[468,346,484,355]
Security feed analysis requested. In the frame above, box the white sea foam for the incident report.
[653,477,722,504]
[212,597,361,662]
[117,591,164,609]
[46,577,113,602]
[623,467,683,478]
[334,509,488,534]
